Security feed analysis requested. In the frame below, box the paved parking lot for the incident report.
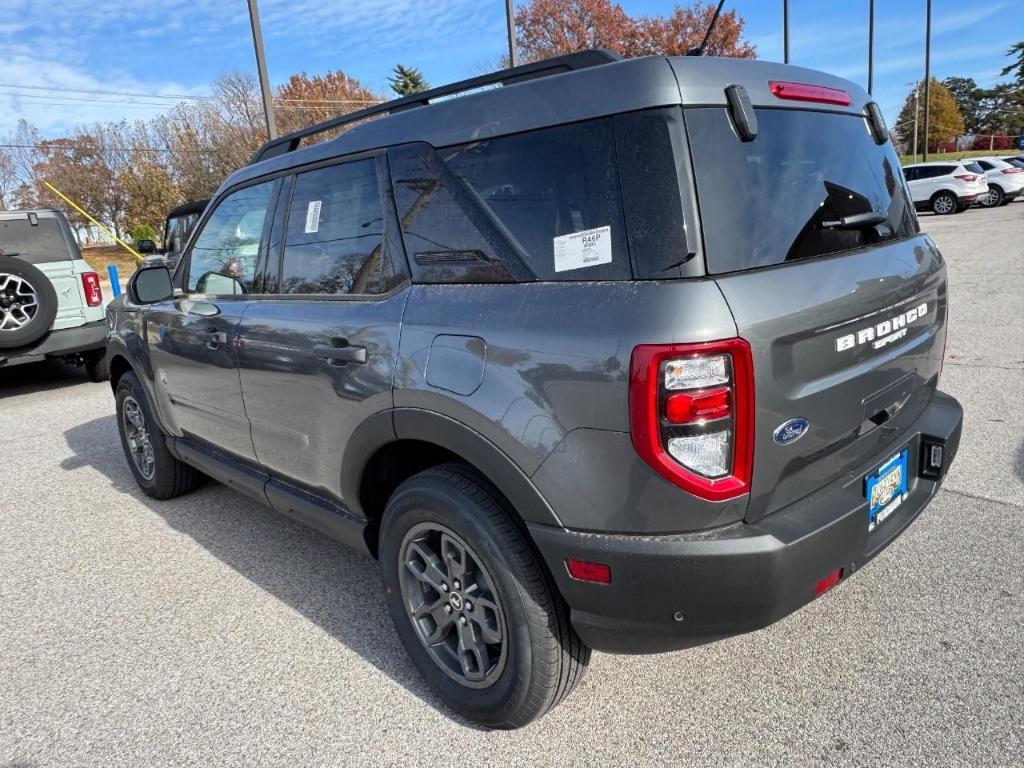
[1,204,1021,767]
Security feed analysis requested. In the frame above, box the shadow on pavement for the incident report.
[61,413,481,728]
[0,359,91,397]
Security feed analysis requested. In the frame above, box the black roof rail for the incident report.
[248,49,622,165]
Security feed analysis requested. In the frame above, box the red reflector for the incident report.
[81,272,102,307]
[565,559,612,584]
[665,387,731,424]
[769,81,851,106]
[814,568,844,596]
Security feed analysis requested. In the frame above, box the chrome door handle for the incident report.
[313,343,367,365]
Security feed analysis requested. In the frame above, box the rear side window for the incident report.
[0,217,75,264]
[280,159,385,295]
[963,162,984,173]
[687,108,919,274]
[391,118,633,282]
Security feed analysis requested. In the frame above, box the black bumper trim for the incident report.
[529,389,963,654]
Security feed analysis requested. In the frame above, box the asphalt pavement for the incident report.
[1,203,1021,767]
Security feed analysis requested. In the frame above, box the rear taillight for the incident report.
[955,174,977,182]
[629,338,754,501]
[1001,168,1023,174]
[82,272,102,307]
[768,81,851,106]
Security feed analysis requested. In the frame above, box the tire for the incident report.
[379,463,590,729]
[84,348,109,382]
[115,371,202,499]
[979,185,1003,208]
[0,257,58,349]
[930,191,958,215]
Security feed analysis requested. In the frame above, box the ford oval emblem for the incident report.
[773,417,810,445]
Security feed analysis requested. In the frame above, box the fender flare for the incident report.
[340,407,563,528]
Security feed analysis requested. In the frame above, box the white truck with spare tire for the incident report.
[0,209,109,381]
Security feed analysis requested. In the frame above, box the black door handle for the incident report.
[313,343,367,365]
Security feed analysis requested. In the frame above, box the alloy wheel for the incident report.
[122,396,156,480]
[933,195,954,214]
[398,522,507,688]
[0,274,39,332]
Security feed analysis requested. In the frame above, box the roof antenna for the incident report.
[687,0,727,56]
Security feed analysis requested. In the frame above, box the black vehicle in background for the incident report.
[140,199,208,271]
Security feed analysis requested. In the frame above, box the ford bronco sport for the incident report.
[105,51,963,728]
[0,209,108,380]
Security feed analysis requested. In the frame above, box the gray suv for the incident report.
[105,51,963,728]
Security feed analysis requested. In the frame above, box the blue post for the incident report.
[108,264,121,298]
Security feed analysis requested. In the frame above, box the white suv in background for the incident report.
[902,161,989,215]
[0,209,108,380]
[971,157,1024,207]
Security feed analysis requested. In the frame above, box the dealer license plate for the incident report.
[865,448,909,532]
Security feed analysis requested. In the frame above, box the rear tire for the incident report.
[379,463,590,729]
[115,371,202,499]
[930,191,958,215]
[84,348,109,382]
[0,257,58,349]
[980,185,1003,208]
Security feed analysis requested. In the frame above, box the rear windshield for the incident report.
[686,108,918,274]
[0,216,75,264]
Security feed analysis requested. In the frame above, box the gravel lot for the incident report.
[1,204,1021,767]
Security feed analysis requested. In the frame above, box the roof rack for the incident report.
[248,49,621,165]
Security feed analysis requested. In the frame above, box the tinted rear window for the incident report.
[687,108,918,274]
[0,217,75,264]
[963,162,984,173]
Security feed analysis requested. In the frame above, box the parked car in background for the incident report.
[141,199,208,273]
[971,157,1024,207]
[997,156,1024,169]
[0,209,108,380]
[106,52,962,728]
[902,161,989,214]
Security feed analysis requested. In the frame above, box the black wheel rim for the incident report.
[398,522,507,689]
[122,396,156,480]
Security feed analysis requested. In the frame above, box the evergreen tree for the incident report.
[389,64,430,97]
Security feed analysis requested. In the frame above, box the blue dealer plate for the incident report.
[865,448,909,532]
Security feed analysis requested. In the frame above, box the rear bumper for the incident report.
[529,389,963,654]
[0,319,107,367]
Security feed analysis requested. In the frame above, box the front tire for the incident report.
[931,191,958,215]
[379,463,590,728]
[115,371,202,499]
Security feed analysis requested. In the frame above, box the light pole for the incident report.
[505,0,518,67]
[247,0,277,141]
[912,83,920,160]
[923,0,932,161]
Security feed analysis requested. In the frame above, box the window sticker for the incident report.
[553,225,612,273]
[304,200,322,234]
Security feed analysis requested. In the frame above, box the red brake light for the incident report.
[1001,168,1023,174]
[629,338,754,502]
[769,81,851,106]
[565,559,611,584]
[955,174,977,182]
[81,272,102,307]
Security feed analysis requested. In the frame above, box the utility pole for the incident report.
[783,0,790,63]
[505,0,518,67]
[247,0,277,141]
[923,0,932,161]
[913,83,921,160]
[867,0,875,94]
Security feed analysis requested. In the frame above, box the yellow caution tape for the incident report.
[43,181,142,261]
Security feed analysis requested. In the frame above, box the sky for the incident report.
[0,0,1019,138]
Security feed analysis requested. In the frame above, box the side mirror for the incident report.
[129,265,173,304]
[137,239,157,254]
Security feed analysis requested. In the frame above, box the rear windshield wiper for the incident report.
[821,211,888,230]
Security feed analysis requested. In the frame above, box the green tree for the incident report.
[942,76,984,133]
[388,64,430,96]
[895,79,964,153]
[999,41,1024,86]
